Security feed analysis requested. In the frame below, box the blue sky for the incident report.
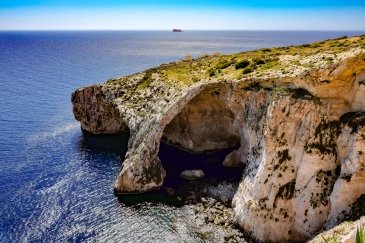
[1,0,365,30]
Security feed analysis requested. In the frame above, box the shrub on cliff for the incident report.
[216,60,233,69]
[235,60,250,69]
[208,68,216,77]
[253,58,265,65]
[242,67,253,74]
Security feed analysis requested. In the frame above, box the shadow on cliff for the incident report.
[79,128,244,206]
[80,129,129,158]
[115,142,244,206]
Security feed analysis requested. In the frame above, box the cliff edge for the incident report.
[72,35,365,241]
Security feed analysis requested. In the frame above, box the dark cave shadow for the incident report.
[78,129,130,159]
[159,141,244,189]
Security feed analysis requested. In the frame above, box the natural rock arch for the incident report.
[71,42,365,242]
[113,81,264,193]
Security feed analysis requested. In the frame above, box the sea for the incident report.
[0,30,363,242]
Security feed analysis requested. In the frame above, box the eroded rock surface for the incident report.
[72,35,365,241]
[310,216,365,243]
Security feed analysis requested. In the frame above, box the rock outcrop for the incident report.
[310,216,365,243]
[72,35,365,241]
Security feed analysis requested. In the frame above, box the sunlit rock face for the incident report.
[72,85,128,134]
[72,36,365,241]
[162,85,241,153]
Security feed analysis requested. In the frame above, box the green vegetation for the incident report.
[242,67,253,74]
[272,86,291,96]
[105,34,365,88]
[216,59,234,69]
[208,68,216,77]
[261,48,272,52]
[253,58,265,65]
[137,72,153,89]
[235,59,250,69]
[357,227,365,243]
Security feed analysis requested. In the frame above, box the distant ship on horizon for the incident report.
[172,29,183,32]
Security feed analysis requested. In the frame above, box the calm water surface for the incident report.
[0,30,363,242]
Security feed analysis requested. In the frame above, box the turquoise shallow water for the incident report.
[0,30,363,242]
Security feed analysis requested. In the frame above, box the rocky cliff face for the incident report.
[72,35,365,241]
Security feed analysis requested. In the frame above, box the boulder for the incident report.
[179,170,205,180]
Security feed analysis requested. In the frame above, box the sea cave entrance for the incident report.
[158,85,247,191]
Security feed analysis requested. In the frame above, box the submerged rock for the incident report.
[179,170,205,180]
[72,35,365,242]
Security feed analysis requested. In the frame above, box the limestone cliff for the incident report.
[72,35,365,241]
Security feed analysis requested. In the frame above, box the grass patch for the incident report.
[126,34,365,88]
[216,59,234,69]
[137,72,153,89]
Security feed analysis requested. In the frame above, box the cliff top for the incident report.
[106,34,365,87]
[95,34,365,120]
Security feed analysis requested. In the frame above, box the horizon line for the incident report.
[1,29,365,32]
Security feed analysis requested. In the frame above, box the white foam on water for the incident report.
[27,122,79,144]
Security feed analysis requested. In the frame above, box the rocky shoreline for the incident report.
[73,35,365,242]
[186,196,247,242]
[162,180,249,242]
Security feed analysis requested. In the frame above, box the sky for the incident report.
[0,0,365,30]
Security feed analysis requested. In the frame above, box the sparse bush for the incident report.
[216,60,232,69]
[235,59,250,69]
[208,68,216,77]
[138,72,152,89]
[262,48,272,52]
[272,86,290,96]
[310,43,321,48]
[253,58,265,65]
[242,67,253,74]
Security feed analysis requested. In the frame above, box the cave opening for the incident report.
[158,86,247,193]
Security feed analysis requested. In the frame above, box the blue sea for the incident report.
[0,30,363,242]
